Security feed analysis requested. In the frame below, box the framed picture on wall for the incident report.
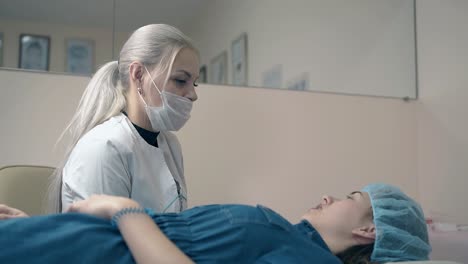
[19,34,50,71]
[287,73,310,91]
[66,38,94,75]
[262,64,283,88]
[0,32,4,67]
[199,65,207,83]
[210,50,227,85]
[231,33,248,86]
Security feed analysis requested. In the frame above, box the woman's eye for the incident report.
[175,79,187,85]
[346,195,353,200]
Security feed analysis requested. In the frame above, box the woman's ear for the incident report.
[129,62,144,85]
[351,224,376,245]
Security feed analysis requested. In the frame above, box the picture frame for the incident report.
[66,38,94,75]
[209,51,227,85]
[231,33,248,86]
[19,34,50,71]
[262,64,283,89]
[287,73,310,91]
[199,65,207,83]
[0,32,3,67]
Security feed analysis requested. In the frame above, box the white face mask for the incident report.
[138,67,193,132]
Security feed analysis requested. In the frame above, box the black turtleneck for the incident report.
[122,112,159,147]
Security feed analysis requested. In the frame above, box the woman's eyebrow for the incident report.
[174,69,192,78]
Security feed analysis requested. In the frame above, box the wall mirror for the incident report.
[0,0,416,98]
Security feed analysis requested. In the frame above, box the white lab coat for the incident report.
[61,114,187,213]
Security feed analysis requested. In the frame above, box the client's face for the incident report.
[302,191,374,242]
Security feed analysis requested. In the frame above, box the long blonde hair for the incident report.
[47,24,198,213]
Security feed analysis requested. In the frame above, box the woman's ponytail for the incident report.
[47,61,126,213]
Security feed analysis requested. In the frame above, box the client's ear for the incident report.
[351,225,376,245]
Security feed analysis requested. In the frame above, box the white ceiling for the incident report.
[0,0,208,31]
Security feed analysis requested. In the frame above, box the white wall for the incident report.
[187,0,416,98]
[0,69,86,166]
[416,0,468,224]
[0,69,417,220]
[0,19,114,72]
[178,86,418,220]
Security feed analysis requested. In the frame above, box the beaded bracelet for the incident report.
[111,207,156,227]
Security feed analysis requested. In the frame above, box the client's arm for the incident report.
[0,204,29,219]
[67,195,194,264]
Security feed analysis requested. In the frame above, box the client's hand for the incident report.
[66,195,140,220]
[0,204,29,220]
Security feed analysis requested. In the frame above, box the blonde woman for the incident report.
[48,24,199,213]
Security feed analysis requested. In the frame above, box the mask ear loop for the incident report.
[144,66,162,95]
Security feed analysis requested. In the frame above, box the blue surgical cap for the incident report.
[362,183,431,262]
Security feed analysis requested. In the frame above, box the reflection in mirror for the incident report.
[0,0,416,98]
[0,0,114,75]
[114,0,416,98]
